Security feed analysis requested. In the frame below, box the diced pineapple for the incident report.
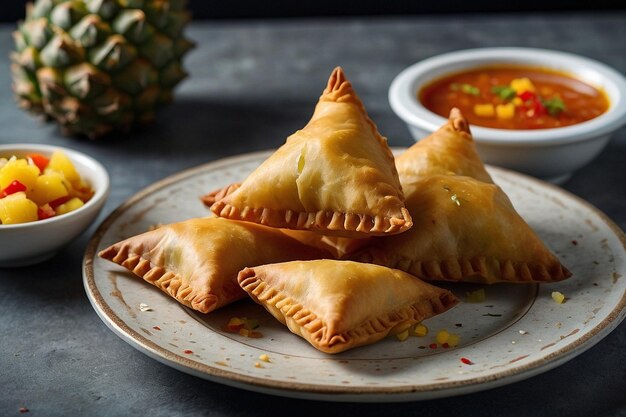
[0,158,40,191]
[48,151,80,186]
[0,192,38,224]
[68,178,94,202]
[496,103,516,119]
[55,197,84,215]
[413,323,429,337]
[436,329,450,345]
[447,333,460,347]
[396,329,410,341]
[551,291,566,304]
[473,103,495,117]
[510,77,536,94]
[435,329,461,347]
[466,288,486,303]
[28,172,69,205]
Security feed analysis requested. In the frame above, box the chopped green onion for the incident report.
[491,85,517,100]
[541,97,566,116]
[450,83,480,96]
[461,84,480,96]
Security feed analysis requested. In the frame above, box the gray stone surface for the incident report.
[1,13,625,416]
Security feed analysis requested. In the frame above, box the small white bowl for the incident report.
[389,47,626,183]
[0,144,109,267]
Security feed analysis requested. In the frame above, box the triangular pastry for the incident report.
[350,175,571,283]
[209,67,411,238]
[396,108,493,197]
[99,217,329,313]
[349,109,571,284]
[238,260,458,353]
[201,188,366,259]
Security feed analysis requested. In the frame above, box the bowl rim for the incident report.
[389,47,626,146]
[0,143,110,230]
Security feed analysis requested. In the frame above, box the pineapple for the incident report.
[29,172,69,205]
[11,0,194,139]
[0,192,39,224]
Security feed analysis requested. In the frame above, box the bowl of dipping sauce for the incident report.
[0,144,109,267]
[389,47,626,183]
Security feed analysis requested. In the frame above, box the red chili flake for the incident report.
[183,349,193,354]
[460,357,473,365]
[429,343,438,349]
[19,407,29,413]
[572,240,578,245]
[152,326,161,331]
[442,343,450,349]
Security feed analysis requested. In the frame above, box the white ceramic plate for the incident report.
[83,150,626,402]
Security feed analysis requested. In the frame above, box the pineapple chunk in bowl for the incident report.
[0,144,109,267]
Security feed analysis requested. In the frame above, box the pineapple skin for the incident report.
[11,0,195,139]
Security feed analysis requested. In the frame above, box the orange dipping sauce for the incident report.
[419,66,609,130]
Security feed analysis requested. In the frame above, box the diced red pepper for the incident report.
[226,317,246,332]
[37,204,56,220]
[532,100,547,117]
[49,195,71,209]
[227,323,244,332]
[28,153,50,172]
[1,180,27,198]
[518,90,536,101]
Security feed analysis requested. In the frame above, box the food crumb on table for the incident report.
[139,303,153,312]
[551,291,566,304]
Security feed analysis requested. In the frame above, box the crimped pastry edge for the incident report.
[237,266,458,354]
[210,196,412,238]
[98,244,220,314]
[349,250,572,284]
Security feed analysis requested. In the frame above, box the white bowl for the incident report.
[389,47,626,183]
[0,144,109,267]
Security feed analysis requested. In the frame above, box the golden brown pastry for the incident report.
[396,108,493,197]
[99,217,329,313]
[350,175,571,283]
[238,260,458,353]
[278,229,370,259]
[201,186,365,259]
[210,67,411,238]
[349,109,570,283]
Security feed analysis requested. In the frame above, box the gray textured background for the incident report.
[1,13,625,416]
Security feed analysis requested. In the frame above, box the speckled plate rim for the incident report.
[83,150,626,402]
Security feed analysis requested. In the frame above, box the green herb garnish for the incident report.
[461,83,480,96]
[491,85,517,100]
[541,97,566,116]
[450,83,480,96]
[451,194,461,206]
